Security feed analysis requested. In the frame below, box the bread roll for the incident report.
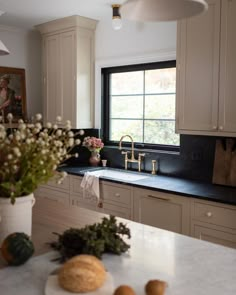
[58,255,106,293]
[113,285,136,295]
[145,279,167,295]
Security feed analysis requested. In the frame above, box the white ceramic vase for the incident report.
[0,193,35,245]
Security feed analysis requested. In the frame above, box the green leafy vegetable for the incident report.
[50,215,131,262]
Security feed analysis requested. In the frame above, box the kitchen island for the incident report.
[0,206,236,295]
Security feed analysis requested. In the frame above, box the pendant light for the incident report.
[120,0,208,22]
[0,40,10,55]
[112,4,122,30]
[0,10,10,55]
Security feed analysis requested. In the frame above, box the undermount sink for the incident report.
[86,169,149,182]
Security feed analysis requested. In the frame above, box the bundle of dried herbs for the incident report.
[50,215,131,262]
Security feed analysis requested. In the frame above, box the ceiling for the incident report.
[0,0,123,29]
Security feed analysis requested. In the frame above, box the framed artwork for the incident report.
[0,67,27,123]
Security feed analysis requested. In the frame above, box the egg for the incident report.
[113,285,136,295]
[145,279,167,295]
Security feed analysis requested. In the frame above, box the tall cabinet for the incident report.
[36,15,97,128]
[176,0,236,136]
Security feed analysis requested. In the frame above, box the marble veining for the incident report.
[1,210,236,295]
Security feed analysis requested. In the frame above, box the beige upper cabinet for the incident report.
[219,0,236,133]
[37,16,97,128]
[176,0,236,136]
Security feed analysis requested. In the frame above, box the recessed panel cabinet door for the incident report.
[176,0,221,132]
[44,35,60,123]
[219,0,236,133]
[59,31,76,125]
[133,189,190,235]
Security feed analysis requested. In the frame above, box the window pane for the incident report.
[111,71,144,95]
[144,120,179,146]
[145,94,175,119]
[110,119,143,142]
[110,95,143,119]
[145,68,176,94]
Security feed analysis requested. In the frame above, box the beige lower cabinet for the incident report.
[70,175,97,211]
[99,181,133,219]
[34,174,236,249]
[133,188,191,235]
[34,177,70,208]
[191,199,236,248]
[70,175,133,220]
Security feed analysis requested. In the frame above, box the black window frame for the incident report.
[101,60,179,152]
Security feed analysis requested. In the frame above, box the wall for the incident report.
[95,19,176,60]
[0,26,42,119]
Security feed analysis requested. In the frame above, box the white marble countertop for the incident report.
[1,209,236,295]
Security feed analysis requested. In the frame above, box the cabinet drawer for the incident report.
[98,203,131,219]
[42,176,70,191]
[35,187,70,207]
[193,201,236,230]
[70,176,83,195]
[70,193,98,206]
[101,183,132,207]
[70,197,97,211]
[192,223,236,249]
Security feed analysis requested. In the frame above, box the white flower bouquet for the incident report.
[0,114,83,204]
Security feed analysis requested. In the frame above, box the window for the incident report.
[102,61,179,150]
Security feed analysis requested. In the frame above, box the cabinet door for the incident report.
[34,187,70,207]
[192,223,236,248]
[176,0,221,133]
[218,0,236,133]
[133,189,190,235]
[76,29,94,128]
[59,31,76,126]
[43,34,60,123]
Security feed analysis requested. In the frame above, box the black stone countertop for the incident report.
[60,166,236,206]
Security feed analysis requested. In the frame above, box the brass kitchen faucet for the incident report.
[119,135,145,172]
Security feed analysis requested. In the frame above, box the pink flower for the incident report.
[82,136,104,152]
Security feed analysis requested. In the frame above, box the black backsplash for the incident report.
[64,128,100,166]
[100,135,216,183]
[69,130,217,184]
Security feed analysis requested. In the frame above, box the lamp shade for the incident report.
[0,40,10,55]
[120,0,208,22]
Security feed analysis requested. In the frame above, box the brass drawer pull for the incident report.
[148,195,170,202]
[115,193,120,198]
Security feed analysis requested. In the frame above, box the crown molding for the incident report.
[36,15,98,34]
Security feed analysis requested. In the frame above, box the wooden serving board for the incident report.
[212,139,236,186]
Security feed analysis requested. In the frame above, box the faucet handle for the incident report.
[121,151,130,170]
[121,151,130,161]
[138,153,145,159]
[121,151,130,155]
